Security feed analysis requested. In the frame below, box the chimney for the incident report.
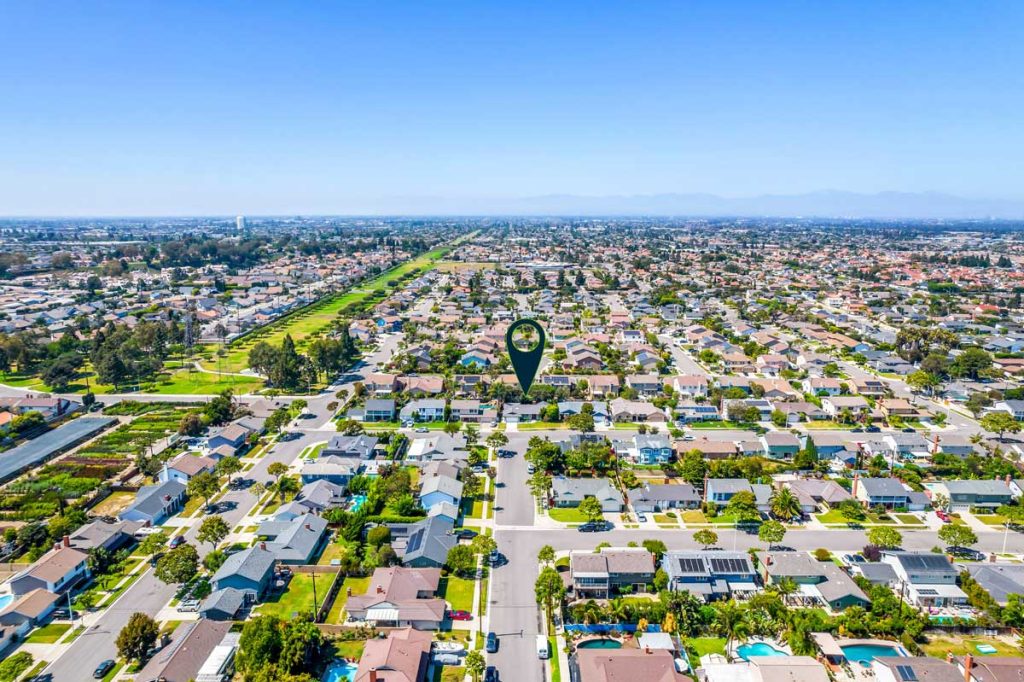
[644,645,651,654]
[305,524,311,531]
[63,535,70,548]
[53,542,61,551]
[369,669,378,682]
[260,542,267,551]
[1006,474,1012,485]
[377,585,384,594]
[964,653,973,682]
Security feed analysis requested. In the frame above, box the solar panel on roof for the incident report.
[679,558,705,573]
[406,528,424,553]
[895,665,918,682]
[710,558,748,573]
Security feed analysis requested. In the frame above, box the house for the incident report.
[399,399,446,423]
[344,567,445,629]
[879,432,932,459]
[549,477,624,512]
[703,657,828,682]
[576,647,690,682]
[879,398,918,419]
[722,398,773,422]
[558,401,610,423]
[677,439,737,460]
[609,398,668,423]
[881,551,968,608]
[387,516,457,569]
[502,402,544,423]
[160,452,217,484]
[854,477,918,510]
[933,480,1013,511]
[67,519,143,553]
[994,400,1024,420]
[955,655,1024,682]
[364,373,398,395]
[661,550,758,601]
[760,431,801,458]
[704,479,770,510]
[354,627,431,682]
[13,397,79,422]
[9,544,90,596]
[0,589,60,637]
[625,374,662,397]
[323,435,379,459]
[873,657,962,682]
[119,480,187,525]
[449,399,488,423]
[853,378,888,397]
[200,587,249,622]
[294,480,347,513]
[207,422,252,454]
[398,375,445,397]
[256,512,328,564]
[784,479,853,514]
[759,551,870,611]
[803,377,843,396]
[965,564,1024,605]
[619,434,673,465]
[570,547,656,598]
[666,375,709,398]
[405,434,468,466]
[209,546,276,599]
[822,396,870,418]
[301,456,361,486]
[419,475,463,511]
[136,620,236,682]
[360,399,397,423]
[675,401,720,423]
[627,483,701,513]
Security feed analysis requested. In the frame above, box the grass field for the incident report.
[920,635,1024,658]
[687,637,727,657]
[329,575,370,624]
[682,510,708,524]
[258,571,337,619]
[441,575,476,612]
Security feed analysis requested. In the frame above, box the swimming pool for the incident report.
[577,639,622,649]
[841,644,904,667]
[350,495,367,512]
[736,642,787,659]
[323,661,358,682]
[0,595,12,611]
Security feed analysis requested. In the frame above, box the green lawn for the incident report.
[687,637,727,657]
[25,623,72,643]
[682,510,708,524]
[440,667,466,682]
[895,513,924,525]
[518,422,567,430]
[548,507,595,523]
[441,576,476,612]
[334,639,366,660]
[654,513,679,526]
[328,575,371,624]
[258,571,337,619]
[976,513,1009,526]
[802,420,855,430]
[550,637,562,682]
[920,635,1024,658]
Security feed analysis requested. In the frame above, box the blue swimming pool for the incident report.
[841,644,904,667]
[350,495,367,512]
[0,594,12,611]
[324,661,358,682]
[737,642,787,659]
[577,639,623,649]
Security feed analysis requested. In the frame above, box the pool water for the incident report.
[324,662,358,682]
[577,639,623,649]
[841,644,903,666]
[737,642,787,659]
[350,495,367,512]
[0,595,12,611]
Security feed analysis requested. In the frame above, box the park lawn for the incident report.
[548,507,594,523]
[682,510,708,524]
[329,575,371,624]
[25,623,72,643]
[687,637,727,657]
[920,635,1024,658]
[258,571,336,619]
[440,576,476,612]
[150,368,263,395]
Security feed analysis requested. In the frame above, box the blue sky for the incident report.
[1,1,1022,215]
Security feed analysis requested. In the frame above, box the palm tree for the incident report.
[712,600,749,653]
[769,488,803,522]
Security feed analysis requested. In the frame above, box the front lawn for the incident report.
[548,507,594,523]
[895,513,924,525]
[25,623,72,643]
[441,575,476,613]
[682,510,708,524]
[975,513,1009,526]
[518,422,566,430]
[920,635,1024,658]
[258,571,336,619]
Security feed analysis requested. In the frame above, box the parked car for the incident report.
[526,463,536,474]
[497,449,516,458]
[936,510,951,523]
[447,609,472,621]
[636,513,648,522]
[485,632,499,653]
[866,425,881,433]
[947,546,985,561]
[94,660,115,679]
[451,528,478,540]
[578,521,612,533]
[902,427,916,433]
[843,553,865,564]
[177,600,200,613]
[168,535,185,549]
[415,427,429,433]
[485,667,499,682]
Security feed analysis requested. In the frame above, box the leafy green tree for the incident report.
[535,566,566,627]
[465,650,486,682]
[725,490,761,523]
[267,461,289,482]
[485,432,509,451]
[204,549,228,572]
[981,412,1021,441]
[275,475,300,503]
[679,449,707,485]
[471,534,497,557]
[137,531,168,557]
[538,545,555,564]
[237,615,283,677]
[867,526,902,549]
[694,529,718,549]
[938,523,978,548]
[187,470,221,511]
[758,520,786,550]
[155,543,199,585]
[197,515,230,548]
[578,497,604,522]
[216,455,242,483]
[567,412,595,432]
[445,544,476,577]
[642,539,668,562]
[116,612,159,662]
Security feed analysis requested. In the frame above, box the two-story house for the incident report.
[570,548,656,598]
[661,550,758,601]
[881,551,967,608]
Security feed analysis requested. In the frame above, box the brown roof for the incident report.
[25,547,88,583]
[570,548,655,576]
[355,627,431,682]
[346,567,444,623]
[576,648,690,682]
[4,588,59,619]
[959,656,1024,682]
[168,453,216,476]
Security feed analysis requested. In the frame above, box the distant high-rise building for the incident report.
[236,215,246,232]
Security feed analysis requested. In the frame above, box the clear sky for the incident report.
[1,1,1022,215]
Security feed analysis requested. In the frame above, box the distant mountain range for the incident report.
[372,191,1024,219]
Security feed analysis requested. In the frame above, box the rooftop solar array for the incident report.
[406,528,424,553]
[897,554,950,571]
[895,665,918,682]
[709,558,750,574]
[677,557,706,574]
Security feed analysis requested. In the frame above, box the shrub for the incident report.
[813,548,831,561]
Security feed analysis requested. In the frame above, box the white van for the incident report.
[536,635,549,660]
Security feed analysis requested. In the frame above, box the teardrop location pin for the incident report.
[506,318,546,395]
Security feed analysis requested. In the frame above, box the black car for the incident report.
[485,632,499,653]
[947,546,986,561]
[485,667,499,682]
[578,521,611,533]
[902,427,916,433]
[451,528,478,540]
[866,426,881,433]
[497,449,516,458]
[94,660,115,678]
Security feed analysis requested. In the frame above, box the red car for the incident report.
[447,610,472,621]
[936,510,951,523]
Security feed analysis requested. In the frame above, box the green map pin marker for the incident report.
[506,318,545,395]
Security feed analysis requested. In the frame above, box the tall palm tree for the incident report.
[712,600,750,653]
[769,488,803,522]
